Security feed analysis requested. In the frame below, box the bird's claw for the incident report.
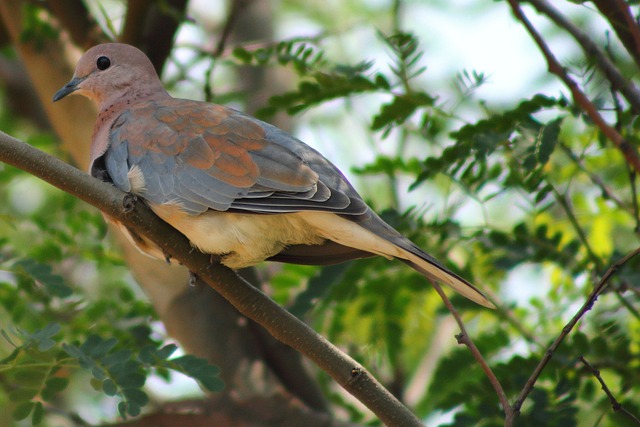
[123,194,138,213]
[189,272,199,287]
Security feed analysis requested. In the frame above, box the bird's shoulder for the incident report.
[110,98,269,158]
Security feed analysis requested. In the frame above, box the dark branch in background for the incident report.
[239,267,330,413]
[120,0,152,46]
[506,247,640,425]
[0,131,424,427]
[430,283,512,420]
[593,0,640,70]
[48,0,107,48]
[214,0,251,58]
[0,56,51,129]
[506,0,640,174]
[121,0,189,74]
[203,0,251,102]
[578,356,640,425]
[526,0,640,114]
[108,393,359,427]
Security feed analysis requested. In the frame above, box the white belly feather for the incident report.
[149,204,405,269]
[150,203,327,268]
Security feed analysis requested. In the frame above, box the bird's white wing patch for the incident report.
[127,165,147,193]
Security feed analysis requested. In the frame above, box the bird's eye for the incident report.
[96,56,111,71]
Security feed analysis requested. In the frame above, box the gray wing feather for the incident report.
[104,140,131,192]
[101,104,368,216]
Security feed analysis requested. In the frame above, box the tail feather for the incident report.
[300,211,495,308]
[399,256,494,308]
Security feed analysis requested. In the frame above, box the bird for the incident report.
[53,43,494,308]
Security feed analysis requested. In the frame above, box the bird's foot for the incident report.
[122,194,138,213]
[188,272,199,287]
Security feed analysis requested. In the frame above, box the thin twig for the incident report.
[431,282,513,420]
[507,247,640,425]
[204,0,251,102]
[506,0,640,174]
[551,184,602,269]
[578,355,640,425]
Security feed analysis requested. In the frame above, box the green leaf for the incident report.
[42,377,69,401]
[156,344,178,360]
[102,378,118,396]
[171,355,224,392]
[538,117,563,164]
[9,387,39,402]
[290,263,350,317]
[123,388,149,407]
[125,401,141,417]
[15,259,72,298]
[371,93,434,132]
[101,348,132,367]
[232,46,252,63]
[113,372,145,389]
[12,402,34,421]
[117,401,127,418]
[31,402,44,425]
[82,335,116,358]
[32,322,60,351]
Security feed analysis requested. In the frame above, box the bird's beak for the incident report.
[53,76,86,102]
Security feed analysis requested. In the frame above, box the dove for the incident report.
[53,43,494,308]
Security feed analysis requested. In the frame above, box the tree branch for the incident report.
[47,0,107,49]
[526,0,640,114]
[507,247,640,425]
[578,355,640,425]
[106,393,361,427]
[506,0,640,174]
[593,0,640,70]
[0,131,423,427]
[431,283,512,420]
[203,0,251,102]
[121,0,189,74]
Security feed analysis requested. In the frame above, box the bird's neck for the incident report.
[96,81,169,114]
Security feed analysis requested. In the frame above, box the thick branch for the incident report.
[120,0,153,46]
[48,0,107,48]
[506,0,640,174]
[0,131,423,427]
[106,393,360,427]
[121,0,189,74]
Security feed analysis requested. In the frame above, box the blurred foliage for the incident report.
[2,0,640,426]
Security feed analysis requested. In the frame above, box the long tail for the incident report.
[397,248,495,308]
[301,210,495,309]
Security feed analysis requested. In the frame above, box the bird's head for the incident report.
[53,43,166,107]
